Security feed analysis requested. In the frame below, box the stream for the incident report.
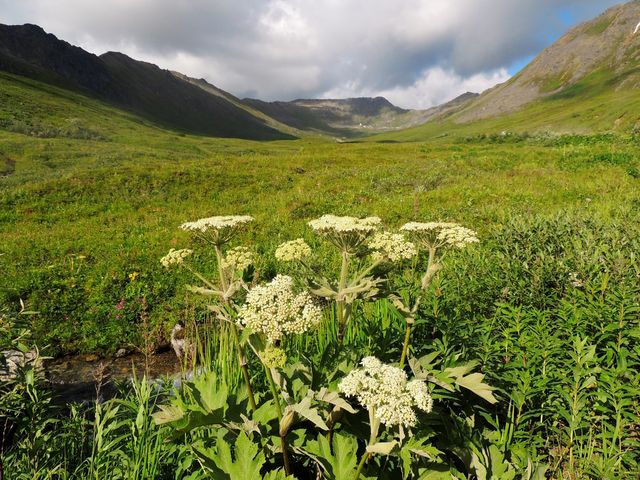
[45,351,181,403]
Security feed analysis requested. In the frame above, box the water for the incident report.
[46,351,181,403]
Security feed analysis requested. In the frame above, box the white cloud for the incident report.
[0,0,622,108]
[327,67,511,110]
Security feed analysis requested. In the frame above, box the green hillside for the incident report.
[372,1,640,142]
[371,66,640,142]
[2,21,640,478]
[0,24,293,140]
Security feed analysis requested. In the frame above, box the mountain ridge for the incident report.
[450,0,640,124]
[0,23,292,140]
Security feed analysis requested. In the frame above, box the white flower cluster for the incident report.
[221,246,254,272]
[339,356,433,428]
[308,215,381,234]
[275,238,312,262]
[407,379,434,412]
[368,232,417,262]
[437,225,479,248]
[238,275,322,343]
[308,215,381,252]
[160,248,193,268]
[180,215,254,232]
[400,222,457,233]
[401,222,478,249]
[180,215,253,245]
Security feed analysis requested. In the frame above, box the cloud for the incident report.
[0,0,623,108]
[323,67,511,109]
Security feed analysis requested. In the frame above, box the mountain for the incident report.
[454,0,640,124]
[0,23,292,140]
[243,96,413,135]
[171,71,302,136]
[372,0,640,141]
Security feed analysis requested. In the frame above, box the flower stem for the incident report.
[337,251,350,344]
[399,320,412,368]
[353,452,371,480]
[215,244,257,412]
[230,324,257,411]
[265,365,292,475]
[401,246,438,366]
[354,412,378,480]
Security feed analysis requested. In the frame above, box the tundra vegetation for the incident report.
[0,73,639,479]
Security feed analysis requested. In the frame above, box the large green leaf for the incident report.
[152,404,184,425]
[304,433,358,480]
[196,431,265,480]
[450,372,498,405]
[290,396,329,431]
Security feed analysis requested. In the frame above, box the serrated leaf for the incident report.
[262,469,297,480]
[202,431,265,480]
[303,433,358,480]
[152,404,184,425]
[314,388,357,414]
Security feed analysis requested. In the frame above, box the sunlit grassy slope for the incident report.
[371,66,640,142]
[1,70,639,353]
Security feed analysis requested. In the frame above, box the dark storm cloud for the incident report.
[0,0,626,107]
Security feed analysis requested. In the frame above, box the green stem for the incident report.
[399,246,438,366]
[214,244,257,412]
[214,245,229,292]
[354,412,378,480]
[353,452,371,480]
[265,366,292,475]
[399,320,412,368]
[337,251,350,344]
[230,324,257,412]
[351,258,383,285]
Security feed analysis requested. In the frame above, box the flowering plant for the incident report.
[156,213,496,479]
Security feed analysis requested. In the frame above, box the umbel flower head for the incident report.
[160,248,193,268]
[401,222,478,249]
[437,225,479,249]
[180,215,254,245]
[221,246,254,273]
[339,356,433,428]
[275,238,312,262]
[261,345,287,369]
[308,215,381,253]
[238,275,322,343]
[368,232,417,262]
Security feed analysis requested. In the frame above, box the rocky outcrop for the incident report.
[0,349,42,381]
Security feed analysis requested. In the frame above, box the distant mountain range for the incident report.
[1,0,639,140]
[0,23,431,139]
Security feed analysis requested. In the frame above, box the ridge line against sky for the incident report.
[0,0,625,109]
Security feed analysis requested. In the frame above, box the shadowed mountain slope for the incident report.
[0,23,292,140]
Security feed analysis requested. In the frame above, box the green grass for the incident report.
[1,70,639,479]
[584,17,613,36]
[0,71,639,353]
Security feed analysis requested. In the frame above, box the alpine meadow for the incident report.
[1,1,639,479]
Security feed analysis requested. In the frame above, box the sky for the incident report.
[0,0,625,109]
